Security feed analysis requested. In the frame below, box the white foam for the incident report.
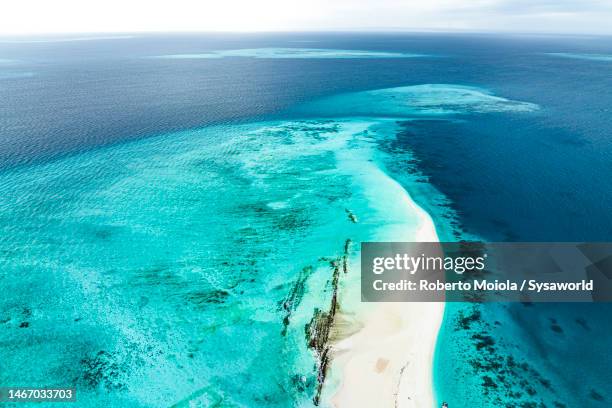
[150,48,427,60]
[547,52,612,62]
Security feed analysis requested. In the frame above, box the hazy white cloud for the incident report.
[1,0,611,35]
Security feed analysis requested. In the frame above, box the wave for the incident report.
[546,52,612,62]
[149,48,428,59]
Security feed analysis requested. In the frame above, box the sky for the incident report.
[1,0,612,35]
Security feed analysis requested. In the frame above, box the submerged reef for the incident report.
[453,305,559,406]
[438,302,612,408]
[280,266,314,336]
[305,239,351,405]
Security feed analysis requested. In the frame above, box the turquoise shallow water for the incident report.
[0,82,538,406]
[0,117,429,406]
[291,84,538,118]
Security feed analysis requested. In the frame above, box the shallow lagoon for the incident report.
[0,79,538,406]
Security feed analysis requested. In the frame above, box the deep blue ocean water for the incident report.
[1,33,612,407]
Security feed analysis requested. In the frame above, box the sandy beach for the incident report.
[327,158,445,408]
[331,301,444,407]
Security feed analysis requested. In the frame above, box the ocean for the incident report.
[1,33,611,407]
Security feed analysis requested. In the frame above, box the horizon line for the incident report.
[1,28,611,39]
